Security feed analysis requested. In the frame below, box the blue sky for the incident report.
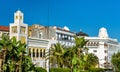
[0,0,120,41]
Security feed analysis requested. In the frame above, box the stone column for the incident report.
[38,48,40,60]
[31,48,33,61]
[42,49,44,58]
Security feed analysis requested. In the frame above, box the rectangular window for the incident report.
[12,26,17,33]
[20,36,26,44]
[104,56,108,61]
[104,50,108,53]
[93,50,97,52]
[20,26,26,34]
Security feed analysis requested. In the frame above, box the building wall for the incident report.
[85,37,119,68]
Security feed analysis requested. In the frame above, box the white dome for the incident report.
[16,10,22,14]
[98,27,109,38]
[63,26,70,31]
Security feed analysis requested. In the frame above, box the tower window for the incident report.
[20,36,26,44]
[16,16,18,19]
[20,26,26,34]
[12,26,17,33]
[20,16,22,20]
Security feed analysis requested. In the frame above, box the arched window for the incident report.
[43,49,45,57]
[40,49,42,57]
[29,48,31,57]
[33,49,35,57]
[36,49,39,57]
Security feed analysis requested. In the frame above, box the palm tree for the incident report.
[83,53,98,70]
[50,43,65,68]
[5,36,34,72]
[21,55,35,72]
[0,34,12,71]
[10,37,33,72]
[111,52,120,72]
[0,35,34,72]
[6,37,21,72]
[63,47,73,68]
[49,36,99,71]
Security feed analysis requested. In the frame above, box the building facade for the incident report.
[8,10,75,71]
[8,10,56,72]
[83,27,119,68]
[0,10,120,70]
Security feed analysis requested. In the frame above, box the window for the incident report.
[20,26,26,34]
[29,48,31,56]
[93,50,97,52]
[32,28,39,38]
[39,32,42,38]
[36,49,39,57]
[12,26,17,33]
[40,49,42,57]
[43,49,45,57]
[16,16,18,19]
[64,35,68,40]
[20,36,26,44]
[33,49,35,57]
[104,50,108,53]
[104,56,107,61]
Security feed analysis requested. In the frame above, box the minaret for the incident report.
[98,27,109,38]
[10,10,28,44]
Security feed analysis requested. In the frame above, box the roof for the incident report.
[76,31,89,36]
[0,26,9,32]
[56,27,76,34]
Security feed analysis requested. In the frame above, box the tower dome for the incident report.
[98,27,109,38]
[16,10,22,13]
[63,26,70,31]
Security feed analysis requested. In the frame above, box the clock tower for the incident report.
[10,10,28,44]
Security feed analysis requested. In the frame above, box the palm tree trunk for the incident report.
[0,59,2,72]
[19,55,22,72]
[2,48,6,71]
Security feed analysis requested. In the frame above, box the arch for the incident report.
[43,49,45,57]
[40,49,42,57]
[36,49,39,57]
[29,48,31,56]
[33,49,35,57]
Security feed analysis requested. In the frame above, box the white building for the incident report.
[53,26,75,46]
[80,27,120,68]
[28,25,75,47]
[8,10,57,72]
[8,10,76,71]
[0,10,119,70]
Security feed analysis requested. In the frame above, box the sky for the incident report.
[0,0,120,41]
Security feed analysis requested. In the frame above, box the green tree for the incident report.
[49,36,99,72]
[0,34,12,71]
[85,53,98,69]
[50,43,65,68]
[0,35,35,72]
[111,52,120,72]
